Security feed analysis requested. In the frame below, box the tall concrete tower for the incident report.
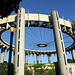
[15,8,25,75]
[51,11,69,75]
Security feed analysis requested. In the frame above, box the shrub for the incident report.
[25,69,32,75]
[35,69,44,75]
[47,69,56,75]
[0,63,8,75]
[67,59,73,63]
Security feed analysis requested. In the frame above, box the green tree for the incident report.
[0,0,22,18]
[34,61,35,64]
[67,59,73,63]
[40,60,42,64]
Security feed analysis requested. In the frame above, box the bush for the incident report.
[34,69,56,75]
[24,64,56,75]
[0,63,56,75]
[0,63,8,75]
[67,59,73,63]
[35,69,45,75]
[74,60,75,63]
[13,65,16,75]
[47,69,56,75]
[25,69,32,75]
[32,64,44,69]
[0,63,16,75]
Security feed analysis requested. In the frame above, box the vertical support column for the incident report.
[25,53,28,64]
[0,48,5,63]
[51,11,69,75]
[36,54,39,64]
[15,8,25,75]
[71,50,75,63]
[47,54,51,64]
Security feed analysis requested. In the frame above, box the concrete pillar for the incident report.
[0,48,5,63]
[51,11,69,75]
[48,54,51,64]
[25,53,28,64]
[36,54,39,64]
[15,8,25,75]
[71,50,75,63]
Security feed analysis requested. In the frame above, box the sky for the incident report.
[0,0,75,64]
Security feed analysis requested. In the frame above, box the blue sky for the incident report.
[0,0,75,64]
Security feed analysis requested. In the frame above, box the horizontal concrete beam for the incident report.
[0,13,72,28]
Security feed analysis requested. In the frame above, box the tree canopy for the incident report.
[0,0,22,18]
[67,59,73,63]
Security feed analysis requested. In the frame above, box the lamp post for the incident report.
[8,27,15,75]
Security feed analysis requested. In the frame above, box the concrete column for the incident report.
[51,11,69,75]
[36,54,39,64]
[0,48,5,63]
[15,8,25,75]
[25,53,28,64]
[71,50,75,63]
[48,54,51,64]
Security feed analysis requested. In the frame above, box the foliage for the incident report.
[0,0,22,18]
[0,62,16,75]
[0,63,56,75]
[48,64,55,68]
[25,70,32,75]
[74,60,75,63]
[37,60,39,64]
[25,64,45,69]
[32,64,44,69]
[47,69,56,75]
[13,65,16,75]
[35,69,45,75]
[31,69,56,75]
[40,60,42,64]
[0,62,8,75]
[25,64,56,75]
[67,59,73,63]
[25,65,27,69]
[34,61,35,64]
